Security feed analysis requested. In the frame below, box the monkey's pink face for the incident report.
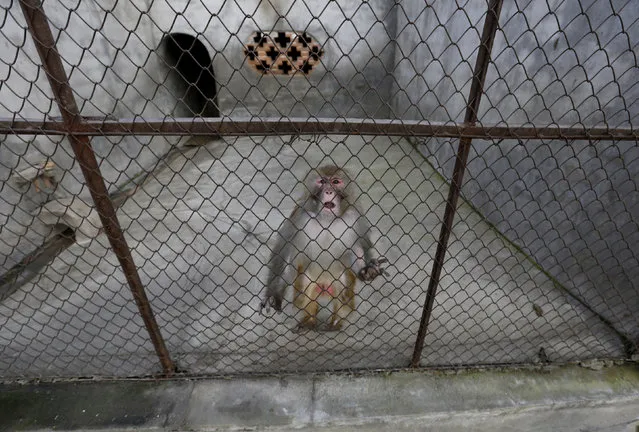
[316,176,345,212]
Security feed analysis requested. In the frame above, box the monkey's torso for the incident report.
[290,206,362,288]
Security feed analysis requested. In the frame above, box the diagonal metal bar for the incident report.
[18,0,175,375]
[411,0,504,367]
[1,117,638,140]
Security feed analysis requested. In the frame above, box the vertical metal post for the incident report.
[411,0,504,367]
[18,0,175,375]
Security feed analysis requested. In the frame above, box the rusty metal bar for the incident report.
[1,117,638,140]
[18,0,175,375]
[411,0,504,367]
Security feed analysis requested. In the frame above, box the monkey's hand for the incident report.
[358,257,388,281]
[259,290,284,315]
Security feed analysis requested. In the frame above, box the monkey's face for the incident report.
[314,174,345,215]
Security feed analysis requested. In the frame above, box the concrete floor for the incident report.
[0,135,627,378]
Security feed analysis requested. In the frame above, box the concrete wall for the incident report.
[0,0,179,270]
[149,0,399,118]
[390,0,486,121]
[0,0,638,352]
[390,0,639,127]
[391,0,639,341]
[0,0,399,271]
[2,0,400,120]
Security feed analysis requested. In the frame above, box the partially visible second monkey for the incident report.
[260,165,386,331]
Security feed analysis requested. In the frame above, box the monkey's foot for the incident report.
[295,316,318,332]
[324,318,343,332]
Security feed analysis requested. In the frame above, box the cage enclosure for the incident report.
[0,0,637,380]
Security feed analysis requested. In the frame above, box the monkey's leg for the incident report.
[327,271,356,331]
[292,265,306,307]
[294,273,319,330]
[298,297,319,330]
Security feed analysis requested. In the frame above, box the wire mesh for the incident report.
[0,0,637,379]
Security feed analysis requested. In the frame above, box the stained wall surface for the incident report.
[391,0,639,341]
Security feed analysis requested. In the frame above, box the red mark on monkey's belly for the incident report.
[316,284,335,296]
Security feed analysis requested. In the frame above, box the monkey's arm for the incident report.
[261,209,299,313]
[352,213,387,281]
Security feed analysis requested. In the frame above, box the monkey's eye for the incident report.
[318,178,326,185]
[331,179,342,186]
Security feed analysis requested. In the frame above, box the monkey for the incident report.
[260,165,387,331]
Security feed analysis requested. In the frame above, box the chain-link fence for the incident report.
[0,0,637,379]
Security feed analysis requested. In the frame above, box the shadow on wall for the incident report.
[161,33,220,118]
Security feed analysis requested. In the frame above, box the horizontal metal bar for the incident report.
[1,117,637,140]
